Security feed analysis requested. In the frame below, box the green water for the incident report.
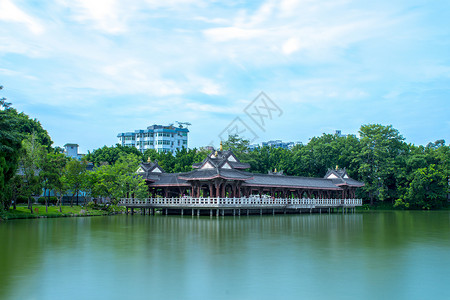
[1,211,449,300]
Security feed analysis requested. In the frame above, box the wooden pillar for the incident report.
[236,182,242,198]
[215,180,221,198]
[232,183,237,198]
[209,183,214,198]
[221,183,226,198]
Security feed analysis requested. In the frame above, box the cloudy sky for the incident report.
[1,0,449,153]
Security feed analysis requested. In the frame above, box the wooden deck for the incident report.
[119,197,362,215]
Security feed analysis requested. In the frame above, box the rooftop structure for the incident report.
[334,130,357,138]
[117,124,189,154]
[64,143,84,160]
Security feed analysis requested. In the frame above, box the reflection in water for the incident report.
[0,212,449,300]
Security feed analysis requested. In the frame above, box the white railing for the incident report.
[119,197,362,207]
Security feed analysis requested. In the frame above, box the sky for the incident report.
[1,0,449,154]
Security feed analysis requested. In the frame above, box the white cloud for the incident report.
[282,37,300,55]
[202,0,400,64]
[0,0,44,34]
[1,0,448,149]
[203,27,264,42]
[58,0,128,34]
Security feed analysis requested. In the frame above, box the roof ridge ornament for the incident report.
[220,141,223,151]
[148,157,151,163]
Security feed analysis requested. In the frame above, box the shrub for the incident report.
[86,201,98,210]
[16,195,29,204]
[37,196,58,205]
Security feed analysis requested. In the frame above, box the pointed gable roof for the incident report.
[137,161,165,181]
[324,168,364,187]
[193,149,250,170]
[177,149,253,181]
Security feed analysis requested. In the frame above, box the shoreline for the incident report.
[0,205,125,221]
[2,204,449,221]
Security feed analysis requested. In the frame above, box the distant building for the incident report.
[117,124,189,154]
[249,140,302,150]
[334,130,356,138]
[64,143,84,160]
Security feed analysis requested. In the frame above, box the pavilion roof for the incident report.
[149,173,190,186]
[242,173,342,190]
[178,168,253,181]
[137,148,364,190]
[192,150,250,169]
[324,169,365,187]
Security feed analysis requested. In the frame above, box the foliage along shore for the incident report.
[0,204,125,221]
[2,202,449,222]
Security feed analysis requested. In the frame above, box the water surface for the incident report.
[1,211,449,300]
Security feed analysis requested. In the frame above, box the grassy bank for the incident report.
[0,204,125,220]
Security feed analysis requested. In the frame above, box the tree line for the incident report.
[221,128,449,209]
[0,87,147,213]
[1,85,449,211]
[86,127,449,209]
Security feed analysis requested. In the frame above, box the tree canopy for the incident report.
[1,85,448,211]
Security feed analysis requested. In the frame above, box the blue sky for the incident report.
[1,0,449,153]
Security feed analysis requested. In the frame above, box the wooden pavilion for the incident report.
[137,146,364,200]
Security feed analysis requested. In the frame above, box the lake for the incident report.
[1,211,449,300]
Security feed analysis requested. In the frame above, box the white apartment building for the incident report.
[117,124,189,153]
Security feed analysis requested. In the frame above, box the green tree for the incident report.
[0,87,23,210]
[222,134,250,159]
[40,152,69,212]
[401,164,447,209]
[18,133,46,213]
[356,124,407,205]
[142,149,176,173]
[83,153,147,203]
[1,85,53,210]
[65,159,87,206]
[85,144,143,165]
[174,147,209,172]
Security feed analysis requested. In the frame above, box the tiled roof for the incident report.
[150,173,190,186]
[229,161,250,169]
[138,149,365,190]
[243,173,342,189]
[324,169,365,187]
[179,168,253,181]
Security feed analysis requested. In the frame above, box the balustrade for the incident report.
[119,197,362,208]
